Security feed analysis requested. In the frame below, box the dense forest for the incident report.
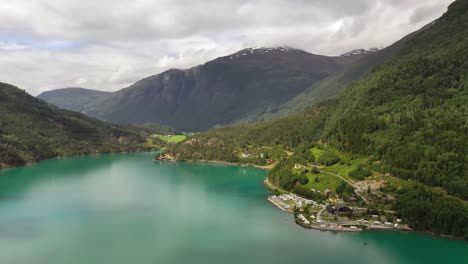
[173,0,468,239]
[324,1,468,199]
[123,122,178,137]
[0,82,150,168]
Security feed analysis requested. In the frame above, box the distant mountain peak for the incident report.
[340,48,381,58]
[227,46,303,59]
[40,45,346,131]
[245,46,301,52]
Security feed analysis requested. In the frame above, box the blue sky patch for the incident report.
[0,31,85,51]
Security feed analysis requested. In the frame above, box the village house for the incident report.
[324,189,334,197]
[326,205,337,214]
[298,214,310,225]
[337,206,352,214]
[327,205,352,215]
[294,163,306,169]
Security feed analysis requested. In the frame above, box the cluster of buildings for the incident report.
[363,217,403,229]
[300,219,364,232]
[241,153,276,164]
[155,152,175,162]
[326,204,352,215]
[297,214,310,225]
[276,193,317,208]
[294,163,306,169]
[267,193,318,213]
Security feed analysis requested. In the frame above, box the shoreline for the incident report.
[295,219,363,232]
[267,196,294,213]
[263,178,290,195]
[206,161,467,241]
[262,177,465,240]
[0,149,156,172]
[270,199,464,240]
[177,159,274,170]
[264,177,276,191]
[2,153,465,241]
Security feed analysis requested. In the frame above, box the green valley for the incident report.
[150,134,187,143]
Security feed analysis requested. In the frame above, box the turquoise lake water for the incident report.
[0,152,466,264]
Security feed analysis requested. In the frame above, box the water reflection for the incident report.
[0,152,466,264]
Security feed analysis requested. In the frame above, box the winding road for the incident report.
[319,170,369,204]
[316,207,326,221]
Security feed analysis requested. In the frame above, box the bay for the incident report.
[0,152,466,264]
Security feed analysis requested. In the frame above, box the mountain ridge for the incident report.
[38,46,380,131]
[38,87,110,113]
[39,46,365,131]
[231,21,437,124]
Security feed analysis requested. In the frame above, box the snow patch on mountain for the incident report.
[227,47,301,59]
[340,48,381,57]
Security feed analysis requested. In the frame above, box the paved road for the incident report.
[316,206,326,221]
[264,178,288,193]
[319,170,369,204]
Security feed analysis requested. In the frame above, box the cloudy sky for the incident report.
[0,0,455,95]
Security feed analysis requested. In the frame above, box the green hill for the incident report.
[173,0,468,238]
[0,82,148,168]
[37,87,110,113]
[324,0,468,199]
[231,26,434,124]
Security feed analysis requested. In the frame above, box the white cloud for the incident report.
[0,0,455,95]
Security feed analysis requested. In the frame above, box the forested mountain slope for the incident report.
[324,0,468,199]
[173,0,468,238]
[38,87,110,113]
[234,24,435,124]
[0,82,146,168]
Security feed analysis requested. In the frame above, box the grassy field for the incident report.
[304,172,344,192]
[322,158,368,179]
[311,146,368,179]
[311,147,325,160]
[150,134,187,143]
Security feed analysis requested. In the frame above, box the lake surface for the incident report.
[0,152,466,264]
